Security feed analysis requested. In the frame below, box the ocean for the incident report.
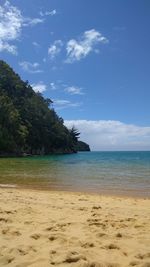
[0,151,150,197]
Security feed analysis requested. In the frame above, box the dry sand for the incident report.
[0,188,150,267]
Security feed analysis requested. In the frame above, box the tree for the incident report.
[0,60,90,155]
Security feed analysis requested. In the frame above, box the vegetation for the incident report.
[0,60,90,156]
[77,141,90,151]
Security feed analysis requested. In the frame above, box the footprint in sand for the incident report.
[116,233,122,238]
[0,256,15,265]
[129,261,140,266]
[119,223,128,228]
[79,262,120,267]
[5,210,16,214]
[49,250,86,265]
[79,262,103,267]
[0,217,11,223]
[7,257,15,264]
[81,242,95,248]
[88,219,106,229]
[57,222,72,229]
[48,235,57,241]
[91,213,100,217]
[92,205,102,210]
[24,221,33,225]
[96,232,107,238]
[78,198,88,201]
[134,224,143,228]
[2,228,9,235]
[64,251,86,263]
[79,207,88,211]
[45,226,54,231]
[142,263,150,267]
[135,253,150,260]
[126,217,136,222]
[50,250,56,255]
[46,222,72,234]
[1,228,21,237]
[30,233,41,240]
[87,218,101,223]
[48,233,67,244]
[18,248,27,256]
[104,244,120,250]
[11,230,21,236]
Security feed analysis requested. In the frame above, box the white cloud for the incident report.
[23,18,44,27]
[39,9,57,17]
[48,40,63,59]
[32,41,40,48]
[64,120,150,151]
[50,82,57,90]
[66,29,108,63]
[32,82,47,93]
[0,1,44,54]
[65,86,84,95]
[0,1,22,54]
[0,42,17,54]
[19,61,43,73]
[53,99,82,110]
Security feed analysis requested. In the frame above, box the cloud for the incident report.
[23,18,44,27]
[53,99,82,110]
[64,120,150,151]
[31,81,47,93]
[0,42,17,54]
[19,61,43,73]
[66,29,108,63]
[48,40,63,59]
[50,82,57,90]
[32,41,40,47]
[0,1,44,54]
[0,1,22,54]
[39,9,57,17]
[64,86,84,95]
[46,29,108,62]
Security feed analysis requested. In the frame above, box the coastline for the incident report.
[0,151,149,200]
[0,188,150,267]
[1,183,150,199]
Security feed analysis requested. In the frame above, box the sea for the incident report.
[0,151,150,197]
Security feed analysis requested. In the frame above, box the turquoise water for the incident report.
[0,151,150,197]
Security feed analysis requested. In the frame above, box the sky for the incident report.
[0,0,150,150]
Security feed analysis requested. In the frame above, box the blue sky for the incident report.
[0,0,150,150]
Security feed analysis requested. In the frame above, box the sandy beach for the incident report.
[0,188,150,267]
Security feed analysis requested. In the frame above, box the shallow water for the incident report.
[0,151,150,197]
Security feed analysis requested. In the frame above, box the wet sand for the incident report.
[0,188,150,267]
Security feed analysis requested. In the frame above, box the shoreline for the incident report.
[0,183,150,199]
[0,188,150,267]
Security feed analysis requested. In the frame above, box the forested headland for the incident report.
[77,141,90,151]
[0,60,90,156]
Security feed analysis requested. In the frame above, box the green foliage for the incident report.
[77,141,90,152]
[0,60,85,155]
[69,126,80,152]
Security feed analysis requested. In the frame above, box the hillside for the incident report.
[0,60,90,156]
[77,141,90,151]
